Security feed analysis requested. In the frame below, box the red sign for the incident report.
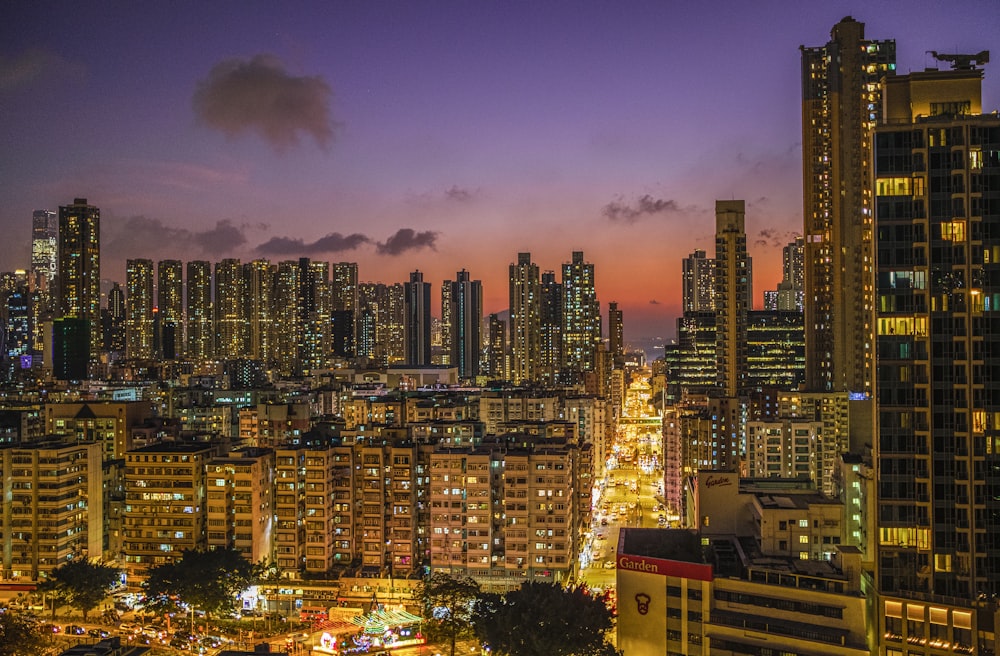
[617,554,713,582]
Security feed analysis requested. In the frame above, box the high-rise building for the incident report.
[873,57,998,651]
[608,301,624,363]
[57,198,101,358]
[243,259,274,363]
[104,282,125,355]
[30,210,57,349]
[126,259,154,360]
[765,237,805,311]
[487,313,507,380]
[509,253,540,384]
[444,270,483,379]
[332,262,358,357]
[214,258,245,359]
[273,261,301,373]
[404,270,432,366]
[157,260,183,358]
[186,260,213,360]
[801,17,895,394]
[682,249,715,313]
[539,271,562,384]
[562,251,601,378]
[714,200,751,397]
[300,259,331,373]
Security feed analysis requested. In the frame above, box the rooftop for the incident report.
[620,528,705,565]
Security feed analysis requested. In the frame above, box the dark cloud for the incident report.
[256,232,371,256]
[602,194,681,224]
[649,299,661,305]
[444,186,473,202]
[754,228,800,249]
[376,228,438,256]
[103,216,249,261]
[193,54,336,152]
[0,48,83,91]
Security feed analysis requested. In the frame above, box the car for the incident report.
[65,624,86,635]
[41,623,60,633]
[88,628,111,639]
[119,622,139,634]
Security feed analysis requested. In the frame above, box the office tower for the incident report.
[125,258,154,360]
[608,301,624,363]
[332,262,358,357]
[444,270,483,379]
[214,258,245,359]
[57,198,101,358]
[487,313,507,380]
[105,282,125,354]
[244,259,274,363]
[273,261,301,373]
[186,260,213,359]
[30,210,57,349]
[682,249,715,313]
[156,260,183,358]
[562,251,601,378]
[801,17,895,394]
[404,270,432,366]
[874,57,998,646]
[714,200,751,397]
[539,271,562,384]
[51,317,89,380]
[509,253,540,384]
[3,287,30,371]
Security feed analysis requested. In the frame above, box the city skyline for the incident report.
[1,1,998,343]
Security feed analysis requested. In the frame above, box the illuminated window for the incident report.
[941,220,966,241]
[877,177,912,196]
[799,535,809,544]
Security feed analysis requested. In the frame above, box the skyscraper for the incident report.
[561,251,601,379]
[444,269,483,379]
[126,259,154,360]
[186,260,213,360]
[300,258,331,373]
[30,210,57,351]
[273,261,301,373]
[770,237,805,312]
[214,259,245,359]
[57,198,101,359]
[874,56,998,646]
[157,259,183,359]
[105,282,125,355]
[801,17,895,394]
[509,253,540,384]
[404,270,431,366]
[331,262,358,357]
[244,259,274,363]
[608,301,624,363]
[682,249,715,313]
[539,270,562,384]
[487,313,507,381]
[714,200,751,398]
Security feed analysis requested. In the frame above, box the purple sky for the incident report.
[1,1,998,345]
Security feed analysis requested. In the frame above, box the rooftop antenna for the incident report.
[926,50,990,71]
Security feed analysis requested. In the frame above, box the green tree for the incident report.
[143,547,259,619]
[418,573,481,656]
[38,559,121,621]
[473,582,619,656]
[0,609,52,656]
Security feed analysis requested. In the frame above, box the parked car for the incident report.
[65,624,86,635]
[88,628,111,639]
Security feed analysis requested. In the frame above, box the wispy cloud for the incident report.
[193,54,337,152]
[0,48,83,91]
[256,232,371,256]
[376,228,438,256]
[602,194,682,224]
[754,228,800,248]
[103,216,249,262]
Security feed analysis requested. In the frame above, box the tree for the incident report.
[0,609,52,656]
[38,559,122,621]
[143,547,259,619]
[473,582,619,656]
[417,573,481,656]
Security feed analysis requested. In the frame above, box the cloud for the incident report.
[602,194,682,224]
[193,54,336,152]
[103,216,250,262]
[256,232,371,256]
[376,228,438,256]
[444,186,474,202]
[649,299,661,305]
[754,228,800,248]
[0,48,83,91]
